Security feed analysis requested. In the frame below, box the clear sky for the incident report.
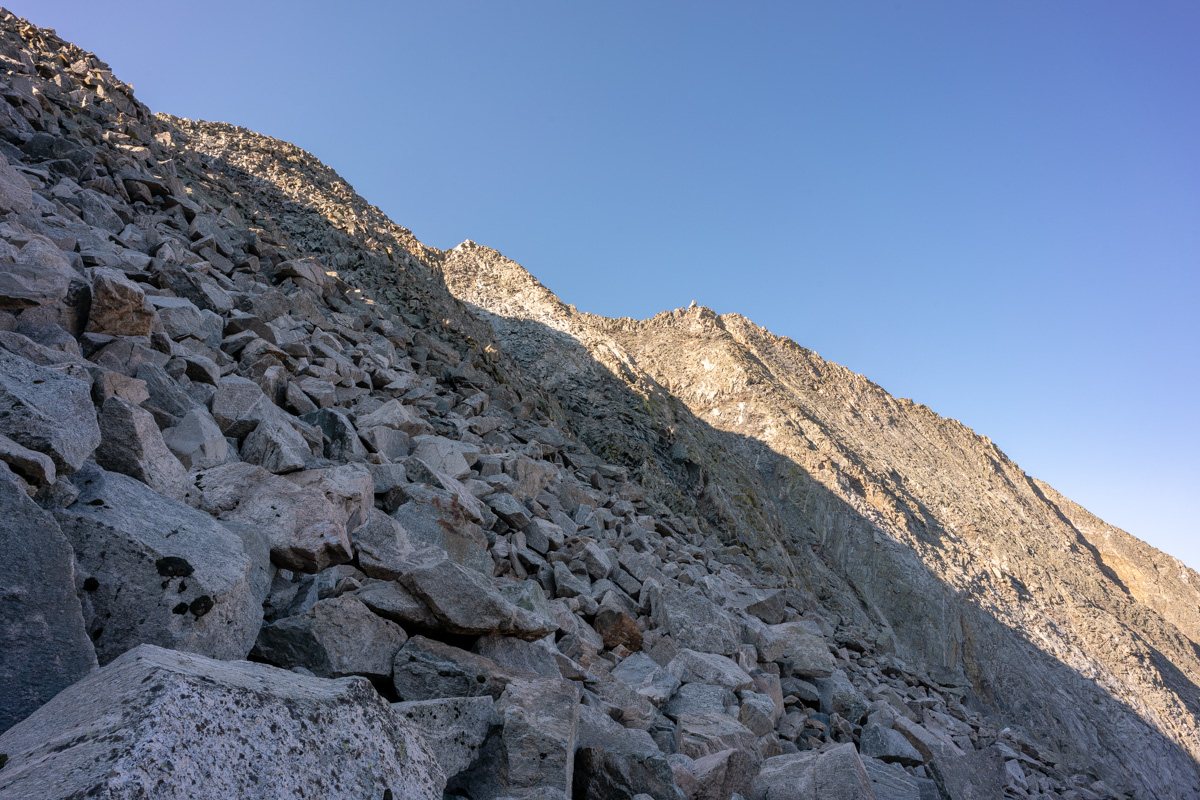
[18,1,1199,569]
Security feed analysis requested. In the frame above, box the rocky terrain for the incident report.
[0,8,1197,800]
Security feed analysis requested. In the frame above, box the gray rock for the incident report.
[84,267,155,336]
[393,635,530,700]
[647,582,741,655]
[351,506,422,579]
[197,461,352,573]
[399,551,557,639]
[411,433,474,477]
[891,715,964,763]
[392,488,491,574]
[53,464,261,664]
[863,756,935,800]
[675,712,759,761]
[613,651,681,706]
[353,579,441,629]
[0,644,445,800]
[73,188,124,233]
[393,696,494,780]
[241,416,310,473]
[304,406,368,461]
[162,407,229,470]
[493,678,581,798]
[928,748,1006,800]
[861,723,924,766]
[667,649,754,691]
[739,690,778,737]
[0,349,100,473]
[816,670,870,724]
[211,374,270,438]
[0,156,33,213]
[148,295,206,340]
[689,747,759,800]
[753,743,875,800]
[573,704,682,800]
[0,464,96,734]
[0,237,77,309]
[759,622,836,678]
[487,489,532,529]
[473,634,562,678]
[664,682,736,721]
[355,398,433,435]
[0,431,55,487]
[251,594,406,679]
[95,396,191,501]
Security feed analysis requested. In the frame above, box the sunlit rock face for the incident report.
[0,7,1197,799]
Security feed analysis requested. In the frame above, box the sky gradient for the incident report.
[18,1,1199,568]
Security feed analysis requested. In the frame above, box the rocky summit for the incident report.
[0,8,1196,800]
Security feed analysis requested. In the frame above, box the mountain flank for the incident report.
[0,8,1197,800]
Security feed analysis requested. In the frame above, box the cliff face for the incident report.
[0,8,1197,800]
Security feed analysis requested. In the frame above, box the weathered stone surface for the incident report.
[351,506,421,579]
[399,551,556,638]
[861,723,924,767]
[759,622,836,678]
[53,464,261,664]
[689,747,759,800]
[0,349,100,473]
[393,635,529,700]
[240,416,310,473]
[928,748,1006,800]
[473,634,561,678]
[0,237,76,309]
[0,644,445,800]
[492,678,582,798]
[647,582,741,655]
[892,714,964,763]
[95,396,191,500]
[251,594,406,679]
[664,682,736,721]
[816,670,870,725]
[392,487,492,574]
[148,295,206,340]
[675,712,759,761]
[573,704,682,800]
[85,268,155,336]
[355,398,433,436]
[162,407,230,470]
[0,465,96,734]
[752,743,876,800]
[862,756,933,800]
[487,489,532,528]
[197,461,351,572]
[0,431,55,487]
[0,156,32,213]
[393,696,494,781]
[594,600,643,651]
[667,649,754,691]
[613,651,681,706]
[354,578,441,629]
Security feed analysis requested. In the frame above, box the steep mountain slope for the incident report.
[438,242,1200,797]
[0,8,1197,800]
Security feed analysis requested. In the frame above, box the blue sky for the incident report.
[20,2,1199,569]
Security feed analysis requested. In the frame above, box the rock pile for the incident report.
[0,8,1191,800]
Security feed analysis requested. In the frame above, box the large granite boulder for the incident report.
[251,594,407,679]
[393,696,494,782]
[752,743,876,800]
[0,644,445,800]
[0,349,99,473]
[0,464,96,734]
[53,464,262,664]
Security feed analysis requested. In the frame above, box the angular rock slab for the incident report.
[251,594,407,679]
[0,644,445,800]
[197,462,351,572]
[53,464,261,664]
[494,678,581,799]
[393,696,494,781]
[752,743,876,800]
[0,465,96,734]
[0,349,100,473]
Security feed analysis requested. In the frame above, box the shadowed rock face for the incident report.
[0,6,1196,799]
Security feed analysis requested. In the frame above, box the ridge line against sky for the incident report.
[15,1,1199,570]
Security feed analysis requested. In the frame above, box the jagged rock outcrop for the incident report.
[0,8,1195,800]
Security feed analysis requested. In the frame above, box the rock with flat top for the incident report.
[0,349,99,474]
[0,644,445,800]
[752,743,875,800]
